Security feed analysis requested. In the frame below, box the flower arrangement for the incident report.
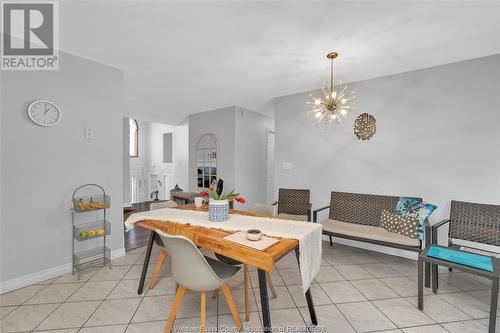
[199,189,246,204]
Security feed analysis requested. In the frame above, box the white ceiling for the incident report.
[60,1,500,124]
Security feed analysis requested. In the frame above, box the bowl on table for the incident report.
[246,229,262,241]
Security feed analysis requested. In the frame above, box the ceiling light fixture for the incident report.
[307,52,356,125]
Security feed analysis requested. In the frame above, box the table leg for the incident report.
[489,278,499,333]
[294,248,318,325]
[258,269,271,333]
[417,258,424,310]
[137,230,155,295]
[432,263,438,294]
[425,262,431,288]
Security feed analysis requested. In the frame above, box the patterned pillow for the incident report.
[396,197,423,217]
[379,210,399,232]
[416,203,438,240]
[380,209,419,239]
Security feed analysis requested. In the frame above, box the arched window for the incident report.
[129,118,138,157]
[196,133,219,189]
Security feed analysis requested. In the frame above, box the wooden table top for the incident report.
[135,203,299,272]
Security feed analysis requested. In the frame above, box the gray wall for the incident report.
[188,106,272,208]
[123,117,131,205]
[234,107,274,209]
[274,54,500,222]
[0,52,124,285]
[188,107,237,192]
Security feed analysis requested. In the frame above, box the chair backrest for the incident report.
[150,200,178,210]
[449,200,500,246]
[251,203,277,217]
[155,230,224,291]
[329,191,421,227]
[277,188,310,215]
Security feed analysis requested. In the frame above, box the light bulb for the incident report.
[340,109,347,116]
[341,99,347,104]
[314,99,321,105]
[331,114,336,120]
[331,91,337,99]
[315,111,322,118]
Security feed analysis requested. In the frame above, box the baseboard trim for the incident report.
[0,248,126,294]
[322,235,418,260]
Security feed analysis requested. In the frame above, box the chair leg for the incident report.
[432,264,438,293]
[211,289,218,299]
[417,258,424,310]
[266,273,277,299]
[201,291,206,333]
[489,278,499,333]
[149,250,168,289]
[329,235,333,246]
[243,265,250,321]
[222,283,243,330]
[164,285,186,333]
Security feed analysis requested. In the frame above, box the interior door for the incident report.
[266,130,275,204]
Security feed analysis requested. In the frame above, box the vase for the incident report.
[208,199,229,222]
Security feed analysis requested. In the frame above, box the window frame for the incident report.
[129,118,139,158]
[196,133,219,190]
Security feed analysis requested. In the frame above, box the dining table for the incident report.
[128,203,319,332]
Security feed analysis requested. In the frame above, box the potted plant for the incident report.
[199,189,245,222]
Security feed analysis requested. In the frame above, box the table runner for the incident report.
[125,208,323,292]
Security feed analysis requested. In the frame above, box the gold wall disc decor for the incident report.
[354,113,376,140]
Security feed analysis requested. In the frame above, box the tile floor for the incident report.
[1,242,499,332]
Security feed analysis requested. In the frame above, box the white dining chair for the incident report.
[156,230,243,333]
[150,200,178,210]
[252,202,277,217]
[148,200,178,289]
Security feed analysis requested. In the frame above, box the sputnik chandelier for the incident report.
[307,52,356,125]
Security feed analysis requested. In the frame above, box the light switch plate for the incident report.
[84,128,94,143]
[282,162,293,170]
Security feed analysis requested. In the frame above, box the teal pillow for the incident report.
[396,197,423,217]
[417,203,437,240]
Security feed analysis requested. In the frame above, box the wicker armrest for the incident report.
[425,223,432,248]
[313,205,330,223]
[431,219,450,230]
[430,219,450,245]
[306,203,312,222]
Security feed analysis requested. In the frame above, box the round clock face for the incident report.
[28,101,61,126]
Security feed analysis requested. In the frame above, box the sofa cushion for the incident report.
[277,213,308,221]
[321,219,420,247]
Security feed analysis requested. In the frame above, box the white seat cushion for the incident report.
[277,213,308,222]
[321,219,420,247]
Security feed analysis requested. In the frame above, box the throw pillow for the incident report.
[379,210,399,232]
[396,197,423,217]
[380,209,419,239]
[397,215,420,239]
[416,203,438,240]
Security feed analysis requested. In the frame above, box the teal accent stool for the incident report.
[427,245,494,272]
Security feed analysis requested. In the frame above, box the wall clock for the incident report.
[27,100,62,126]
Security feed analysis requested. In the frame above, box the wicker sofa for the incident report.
[313,191,425,252]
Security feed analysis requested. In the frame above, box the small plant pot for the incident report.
[208,199,229,222]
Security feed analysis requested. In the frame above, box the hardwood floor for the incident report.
[124,200,167,251]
